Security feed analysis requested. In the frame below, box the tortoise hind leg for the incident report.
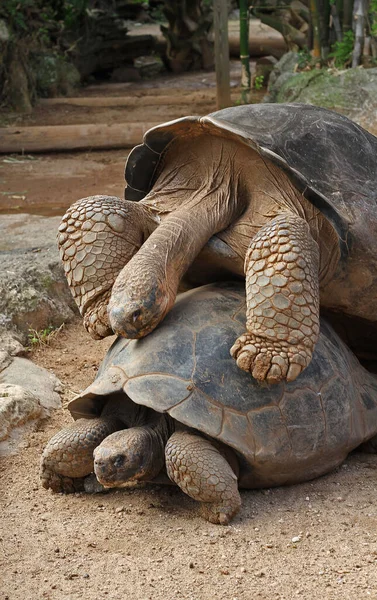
[165,431,241,524]
[40,416,123,493]
[58,195,158,339]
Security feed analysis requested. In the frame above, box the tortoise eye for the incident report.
[132,309,142,322]
[113,455,124,468]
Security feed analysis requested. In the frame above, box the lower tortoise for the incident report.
[41,283,377,524]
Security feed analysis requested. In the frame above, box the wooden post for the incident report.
[213,0,231,110]
[239,0,251,103]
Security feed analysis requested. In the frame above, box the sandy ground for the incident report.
[2,53,377,600]
[2,321,377,600]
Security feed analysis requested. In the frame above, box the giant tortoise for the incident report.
[41,283,377,524]
[58,103,377,385]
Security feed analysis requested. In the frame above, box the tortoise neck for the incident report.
[135,182,246,303]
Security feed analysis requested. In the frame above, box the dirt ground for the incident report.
[2,62,377,600]
[2,321,377,600]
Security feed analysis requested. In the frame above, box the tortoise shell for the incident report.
[125,103,377,245]
[69,283,377,488]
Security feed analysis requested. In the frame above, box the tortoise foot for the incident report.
[200,500,241,525]
[166,431,241,525]
[230,333,311,383]
[40,468,85,494]
[83,291,113,339]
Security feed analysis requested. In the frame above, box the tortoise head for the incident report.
[107,249,175,339]
[93,427,164,487]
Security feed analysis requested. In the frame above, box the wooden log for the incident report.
[228,34,287,58]
[38,93,218,108]
[0,122,161,154]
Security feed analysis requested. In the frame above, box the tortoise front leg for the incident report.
[231,213,320,383]
[58,195,158,339]
[40,416,124,493]
[165,431,241,524]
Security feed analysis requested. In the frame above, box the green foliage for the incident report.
[297,47,312,70]
[62,0,88,30]
[27,324,64,348]
[329,30,355,68]
[254,75,264,90]
[371,0,377,36]
[0,0,87,42]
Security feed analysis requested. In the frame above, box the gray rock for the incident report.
[0,330,25,357]
[264,51,300,102]
[264,61,377,132]
[0,214,78,345]
[134,55,165,78]
[0,356,62,412]
[0,383,42,441]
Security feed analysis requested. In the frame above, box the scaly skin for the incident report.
[58,135,331,384]
[93,424,169,486]
[165,431,241,525]
[230,213,320,383]
[58,195,158,339]
[40,417,123,493]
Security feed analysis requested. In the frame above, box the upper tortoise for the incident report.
[58,103,377,384]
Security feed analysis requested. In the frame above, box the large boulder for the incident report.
[0,214,78,347]
[0,215,67,453]
[264,55,377,132]
[0,384,42,443]
[0,358,62,451]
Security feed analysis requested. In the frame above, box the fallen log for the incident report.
[38,93,220,108]
[228,34,287,58]
[0,122,161,154]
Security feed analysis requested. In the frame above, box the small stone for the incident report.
[189,562,194,569]
[291,536,301,543]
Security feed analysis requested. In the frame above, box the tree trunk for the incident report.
[239,0,251,102]
[213,0,231,109]
[160,0,214,73]
[331,3,343,42]
[254,10,308,49]
[343,0,354,31]
[352,0,366,67]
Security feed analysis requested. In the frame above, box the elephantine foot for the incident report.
[230,333,311,383]
[200,500,241,525]
[40,468,85,494]
[165,431,241,525]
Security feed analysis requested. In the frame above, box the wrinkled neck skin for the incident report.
[108,135,249,338]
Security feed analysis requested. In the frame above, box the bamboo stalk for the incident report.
[352,0,366,67]
[310,0,322,58]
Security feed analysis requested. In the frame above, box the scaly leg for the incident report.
[40,416,123,493]
[231,213,320,383]
[165,431,241,524]
[58,195,158,339]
